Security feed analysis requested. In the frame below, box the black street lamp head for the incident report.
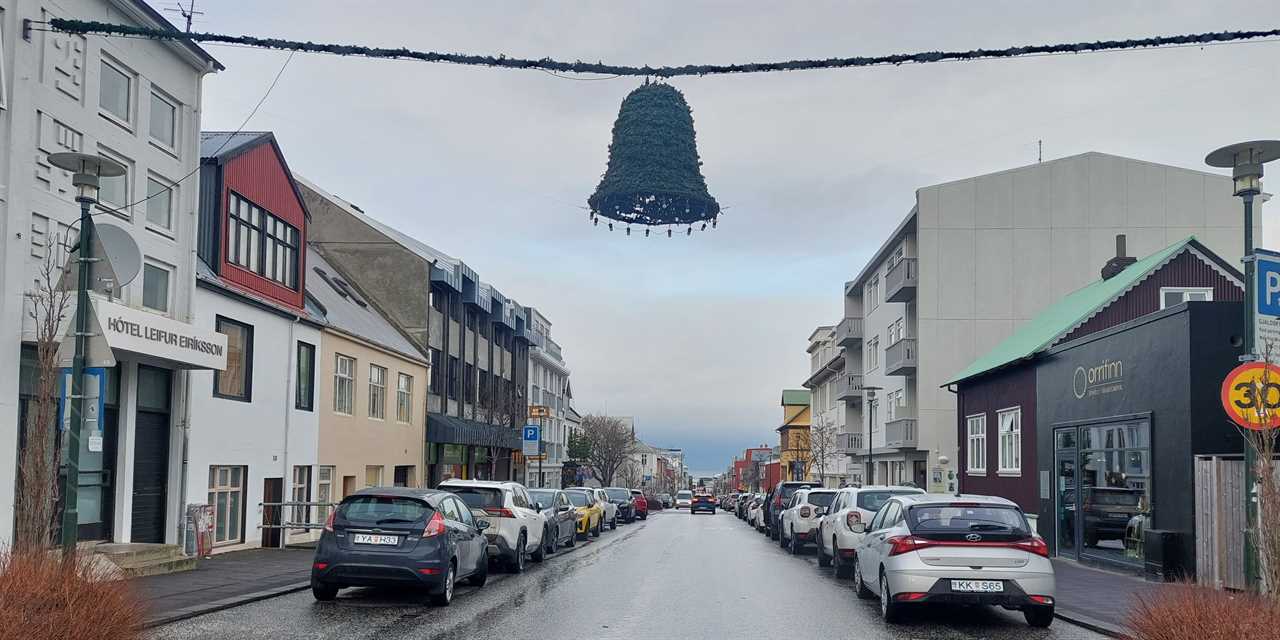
[1206,140,1280,197]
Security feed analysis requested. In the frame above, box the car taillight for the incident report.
[484,507,515,518]
[887,535,936,556]
[323,509,335,532]
[1013,537,1050,558]
[423,511,446,538]
[846,511,862,530]
[800,507,811,518]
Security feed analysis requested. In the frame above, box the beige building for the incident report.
[308,248,428,505]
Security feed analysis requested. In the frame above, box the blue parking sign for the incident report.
[523,425,540,442]
[1258,251,1280,317]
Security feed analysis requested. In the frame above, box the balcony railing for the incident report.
[884,418,918,449]
[885,337,917,376]
[836,431,865,455]
[834,316,863,348]
[835,373,865,403]
[885,257,918,302]
[544,338,563,361]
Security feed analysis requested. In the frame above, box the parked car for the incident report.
[657,493,674,508]
[605,487,637,523]
[1061,487,1145,548]
[852,494,1054,627]
[528,489,578,555]
[765,481,812,540]
[779,488,838,554]
[690,493,716,514]
[630,490,649,520]
[736,494,752,519]
[564,488,603,539]
[674,489,693,509]
[817,485,926,577]
[749,494,768,531]
[438,479,546,572]
[587,487,619,529]
[311,487,488,606]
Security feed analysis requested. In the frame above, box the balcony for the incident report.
[835,373,864,403]
[885,337,917,376]
[885,257,918,302]
[884,418,918,449]
[834,316,864,347]
[836,431,865,455]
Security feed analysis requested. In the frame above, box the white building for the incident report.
[0,0,220,548]
[803,325,851,487]
[526,307,572,489]
[838,152,1259,491]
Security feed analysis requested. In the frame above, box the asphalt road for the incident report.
[151,509,1106,640]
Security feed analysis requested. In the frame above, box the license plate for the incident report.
[352,533,399,546]
[951,580,1004,593]
[1110,513,1130,519]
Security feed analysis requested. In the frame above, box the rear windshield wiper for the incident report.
[969,523,1012,531]
[375,517,418,525]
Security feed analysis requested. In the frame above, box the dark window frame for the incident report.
[213,316,254,402]
[295,341,315,411]
[227,191,300,290]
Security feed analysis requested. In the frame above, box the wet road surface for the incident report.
[152,510,1106,639]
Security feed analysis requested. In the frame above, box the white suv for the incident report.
[779,488,838,554]
[439,480,546,573]
[817,485,924,577]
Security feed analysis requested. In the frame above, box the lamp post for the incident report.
[862,385,883,485]
[47,151,126,556]
[1205,140,1280,591]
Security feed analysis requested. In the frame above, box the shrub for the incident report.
[0,551,143,640]
[1128,583,1280,640]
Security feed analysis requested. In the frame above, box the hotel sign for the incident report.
[60,298,227,371]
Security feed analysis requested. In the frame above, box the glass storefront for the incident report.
[438,443,468,482]
[1054,419,1151,567]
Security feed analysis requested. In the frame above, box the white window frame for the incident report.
[1159,286,1213,309]
[141,259,172,314]
[997,406,1022,475]
[365,464,383,488]
[368,364,387,420]
[396,372,413,424]
[334,354,355,415]
[96,147,132,219]
[966,414,987,474]
[866,276,880,312]
[208,465,245,546]
[290,465,311,534]
[317,466,335,522]
[98,55,134,129]
[866,336,879,371]
[144,174,176,235]
[148,87,179,153]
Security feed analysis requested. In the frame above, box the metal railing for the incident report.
[885,337,917,375]
[885,257,918,302]
[837,431,864,454]
[258,500,338,532]
[884,418,918,449]
[836,373,865,401]
[834,316,863,347]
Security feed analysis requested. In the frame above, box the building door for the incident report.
[1053,420,1151,568]
[1054,427,1078,559]
[262,477,283,548]
[77,406,119,541]
[131,409,170,543]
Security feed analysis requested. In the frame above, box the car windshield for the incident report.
[566,492,591,507]
[676,491,692,499]
[907,504,1030,536]
[528,490,557,507]
[857,490,920,511]
[806,492,836,507]
[605,488,630,500]
[446,487,503,509]
[1087,489,1142,506]
[339,496,430,523]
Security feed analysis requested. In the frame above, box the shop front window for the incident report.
[439,444,467,482]
[1054,419,1150,567]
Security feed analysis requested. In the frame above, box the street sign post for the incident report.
[1255,250,1280,357]
[522,425,541,455]
[1222,362,1280,429]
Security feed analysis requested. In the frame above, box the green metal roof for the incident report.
[945,237,1199,386]
[781,389,811,406]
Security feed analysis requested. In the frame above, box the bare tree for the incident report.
[15,238,74,552]
[578,415,638,486]
[1240,343,1280,595]
[617,459,643,489]
[809,414,841,488]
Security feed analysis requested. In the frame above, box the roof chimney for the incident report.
[1101,234,1137,280]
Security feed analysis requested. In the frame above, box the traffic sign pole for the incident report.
[1244,194,1258,590]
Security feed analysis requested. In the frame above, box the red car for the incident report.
[630,490,649,520]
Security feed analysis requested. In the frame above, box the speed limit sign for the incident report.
[1221,362,1280,430]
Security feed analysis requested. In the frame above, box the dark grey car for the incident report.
[529,489,578,554]
[311,487,489,606]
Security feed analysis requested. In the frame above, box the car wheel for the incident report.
[567,528,578,547]
[510,534,526,573]
[779,527,789,548]
[790,528,802,555]
[880,571,903,623]
[311,578,338,602]
[817,529,832,567]
[853,557,874,599]
[610,516,617,530]
[465,555,488,587]
[591,519,601,538]
[430,562,455,606]
[640,513,647,520]
[531,529,547,563]
[1024,605,1055,628]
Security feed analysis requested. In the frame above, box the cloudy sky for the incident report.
[188,1,1280,474]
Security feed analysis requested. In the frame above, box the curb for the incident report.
[144,580,310,629]
[1055,608,1129,639]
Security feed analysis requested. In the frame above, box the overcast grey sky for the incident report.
[189,1,1280,474]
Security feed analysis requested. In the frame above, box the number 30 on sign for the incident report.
[1221,362,1280,430]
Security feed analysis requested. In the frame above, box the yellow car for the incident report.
[566,489,603,539]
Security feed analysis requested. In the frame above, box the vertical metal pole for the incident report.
[866,398,875,485]
[1243,193,1259,590]
[61,197,92,556]
[538,414,544,488]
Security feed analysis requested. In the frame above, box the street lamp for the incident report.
[1205,139,1280,591]
[47,151,126,556]
[861,385,883,485]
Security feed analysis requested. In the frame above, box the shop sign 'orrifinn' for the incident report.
[1221,362,1280,430]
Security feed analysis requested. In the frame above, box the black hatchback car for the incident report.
[604,487,637,523]
[311,487,489,606]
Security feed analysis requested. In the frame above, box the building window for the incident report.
[295,342,315,411]
[888,318,905,344]
[866,276,880,312]
[393,465,414,487]
[145,177,173,231]
[866,336,879,370]
[1159,287,1213,309]
[99,58,132,123]
[208,465,245,546]
[997,407,1021,474]
[966,414,987,474]
[316,466,334,523]
[365,465,383,488]
[214,317,253,401]
[228,192,299,289]
[291,465,311,533]
[142,262,171,313]
[149,90,177,148]
[334,354,355,415]
[97,149,130,213]
[397,373,413,423]
[369,365,387,419]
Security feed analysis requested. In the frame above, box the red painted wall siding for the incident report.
[219,142,307,310]
[956,365,1038,513]
[1062,250,1241,343]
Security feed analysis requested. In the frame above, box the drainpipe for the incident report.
[176,131,201,551]
[280,316,298,548]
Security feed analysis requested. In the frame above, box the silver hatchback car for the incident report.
[851,493,1055,628]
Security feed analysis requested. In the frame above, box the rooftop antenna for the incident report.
[1038,140,1043,163]
[164,0,203,32]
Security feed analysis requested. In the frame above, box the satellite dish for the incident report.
[95,223,141,288]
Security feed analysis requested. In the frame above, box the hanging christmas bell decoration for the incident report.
[588,81,720,233]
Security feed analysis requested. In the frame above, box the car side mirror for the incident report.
[534,502,544,511]
[851,522,866,534]
[476,520,490,531]
[815,507,827,516]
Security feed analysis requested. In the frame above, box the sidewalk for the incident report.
[132,547,314,627]
[1053,559,1163,637]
